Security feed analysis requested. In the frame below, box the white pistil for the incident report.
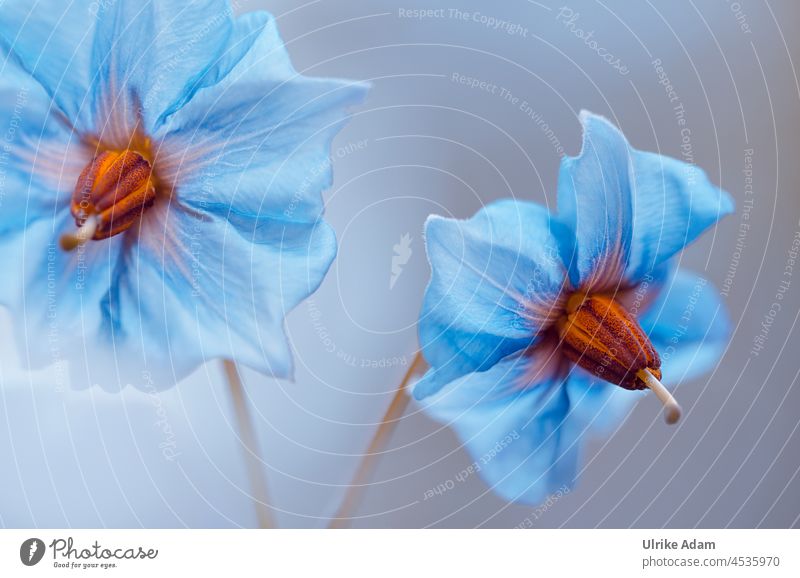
[59,215,98,251]
[637,368,682,425]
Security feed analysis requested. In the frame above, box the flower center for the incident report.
[556,292,681,424]
[60,150,156,251]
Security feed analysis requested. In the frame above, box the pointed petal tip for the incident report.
[564,110,629,166]
[720,187,736,215]
[411,368,445,401]
[578,109,614,131]
[422,213,452,240]
[423,212,446,227]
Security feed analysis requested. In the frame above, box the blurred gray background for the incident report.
[1,0,798,528]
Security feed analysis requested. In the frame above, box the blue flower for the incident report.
[0,1,367,389]
[414,111,733,505]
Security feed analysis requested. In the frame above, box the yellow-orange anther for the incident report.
[556,293,662,390]
[70,149,156,241]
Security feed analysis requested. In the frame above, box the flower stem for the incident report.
[328,351,427,528]
[223,359,276,528]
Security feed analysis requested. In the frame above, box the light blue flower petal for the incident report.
[611,259,672,317]
[639,269,730,383]
[0,210,126,373]
[417,333,565,405]
[90,202,337,388]
[154,11,368,225]
[89,0,244,135]
[565,369,643,436]
[1,44,37,86]
[418,352,579,505]
[557,111,633,291]
[0,0,95,127]
[0,50,123,378]
[558,111,733,290]
[189,11,295,96]
[0,68,90,233]
[416,201,570,399]
[626,152,734,281]
[0,9,353,388]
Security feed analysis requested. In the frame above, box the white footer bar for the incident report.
[1,529,797,577]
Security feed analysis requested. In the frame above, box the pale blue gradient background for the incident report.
[1,0,798,528]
